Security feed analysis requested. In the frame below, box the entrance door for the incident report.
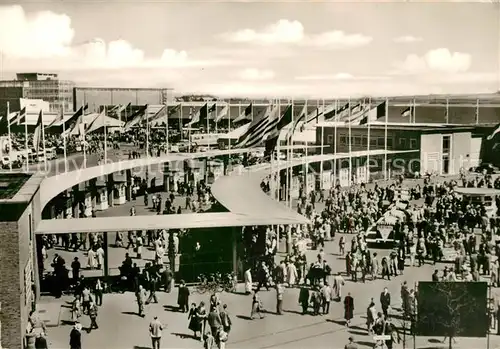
[339,168,350,187]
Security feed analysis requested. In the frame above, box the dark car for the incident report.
[470,163,500,174]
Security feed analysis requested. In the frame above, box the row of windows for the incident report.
[328,134,418,149]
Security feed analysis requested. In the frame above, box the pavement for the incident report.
[39,237,500,349]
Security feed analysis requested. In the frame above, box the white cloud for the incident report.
[307,31,372,49]
[223,19,304,44]
[0,5,209,71]
[237,68,275,81]
[295,73,390,81]
[393,35,423,43]
[222,20,371,49]
[395,48,472,74]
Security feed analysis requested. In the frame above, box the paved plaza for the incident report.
[39,237,500,349]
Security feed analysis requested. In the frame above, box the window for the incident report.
[327,135,334,145]
[370,137,377,147]
[354,136,362,146]
[340,135,347,145]
[399,138,407,148]
[410,138,417,149]
[387,138,393,148]
[442,154,450,174]
[378,137,385,147]
[442,135,451,153]
[361,135,368,146]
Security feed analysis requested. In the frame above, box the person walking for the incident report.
[94,278,104,306]
[88,300,99,332]
[220,304,232,334]
[276,283,284,315]
[178,280,190,313]
[136,284,147,317]
[380,287,391,319]
[69,322,82,349]
[149,316,164,349]
[344,292,354,327]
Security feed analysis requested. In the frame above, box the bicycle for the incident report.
[195,273,221,294]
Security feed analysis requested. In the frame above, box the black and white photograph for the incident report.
[0,1,499,349]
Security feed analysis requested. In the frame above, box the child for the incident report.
[203,333,215,349]
[251,291,264,319]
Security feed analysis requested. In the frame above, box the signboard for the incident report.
[378,224,393,240]
[20,98,50,113]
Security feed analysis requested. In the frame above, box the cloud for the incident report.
[295,73,390,81]
[237,68,275,81]
[395,48,472,74]
[0,5,211,71]
[393,35,423,43]
[222,19,371,49]
[307,31,372,49]
[223,19,304,44]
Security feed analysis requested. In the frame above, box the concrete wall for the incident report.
[451,132,472,174]
[420,134,442,174]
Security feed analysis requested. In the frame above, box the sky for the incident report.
[0,0,498,98]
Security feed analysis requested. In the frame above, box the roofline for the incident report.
[75,87,174,91]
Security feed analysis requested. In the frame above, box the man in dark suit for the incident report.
[380,287,391,319]
[70,323,82,349]
[35,333,48,349]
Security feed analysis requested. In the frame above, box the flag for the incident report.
[401,106,413,117]
[15,107,27,125]
[264,105,293,156]
[215,105,229,122]
[112,102,131,116]
[236,105,279,148]
[59,104,88,132]
[168,104,181,117]
[67,112,84,136]
[187,103,208,126]
[149,104,169,124]
[358,101,386,125]
[487,123,500,141]
[234,103,252,123]
[85,110,106,133]
[321,103,348,122]
[7,111,18,126]
[286,103,307,138]
[124,104,148,130]
[33,110,43,153]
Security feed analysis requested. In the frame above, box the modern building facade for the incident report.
[316,122,494,183]
[0,73,74,115]
[73,87,174,112]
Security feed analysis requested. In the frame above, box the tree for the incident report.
[417,282,486,349]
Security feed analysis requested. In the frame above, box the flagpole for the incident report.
[62,104,68,173]
[6,102,11,172]
[145,106,149,158]
[445,98,449,124]
[165,98,169,156]
[82,99,87,168]
[412,98,416,124]
[384,97,389,181]
[24,110,28,172]
[179,101,182,134]
[287,99,293,208]
[348,97,352,186]
[277,99,281,202]
[187,106,191,154]
[41,110,47,172]
[476,98,479,124]
[321,98,326,191]
[366,97,371,183]
[207,103,210,151]
[103,105,108,164]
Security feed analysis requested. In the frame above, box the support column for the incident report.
[126,169,132,201]
[232,227,239,278]
[204,158,209,183]
[286,225,292,254]
[107,174,114,207]
[163,162,170,192]
[103,232,109,278]
[223,155,229,176]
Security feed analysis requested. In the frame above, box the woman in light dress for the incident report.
[285,261,298,287]
[71,295,82,323]
[96,245,105,269]
[244,268,253,294]
[87,248,97,269]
